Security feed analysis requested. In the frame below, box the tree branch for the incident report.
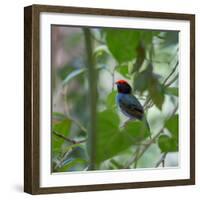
[155,152,167,168]
[83,28,97,170]
[133,146,141,168]
[164,74,178,88]
[162,61,178,86]
[53,130,87,144]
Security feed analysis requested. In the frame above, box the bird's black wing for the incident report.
[118,94,144,120]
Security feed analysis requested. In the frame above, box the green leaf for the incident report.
[93,45,110,63]
[132,42,146,73]
[122,120,150,139]
[134,70,150,92]
[62,68,86,86]
[106,91,117,108]
[105,29,140,63]
[96,110,126,164]
[142,31,153,45]
[52,133,64,154]
[134,63,153,92]
[148,76,165,110]
[53,119,71,136]
[165,87,178,96]
[158,115,178,153]
[97,109,119,131]
[165,115,179,139]
[95,110,150,164]
[133,62,165,109]
[158,135,178,152]
[115,65,129,78]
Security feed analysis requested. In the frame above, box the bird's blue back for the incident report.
[116,93,143,110]
[116,93,144,120]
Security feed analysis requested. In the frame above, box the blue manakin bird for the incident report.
[115,79,150,132]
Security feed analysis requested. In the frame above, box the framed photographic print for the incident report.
[24,4,195,194]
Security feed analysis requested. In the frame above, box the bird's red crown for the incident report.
[115,79,128,84]
[115,79,131,94]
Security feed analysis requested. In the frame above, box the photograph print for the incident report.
[51,26,179,173]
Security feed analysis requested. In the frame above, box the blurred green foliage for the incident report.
[51,26,179,172]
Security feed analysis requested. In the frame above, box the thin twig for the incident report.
[143,96,151,110]
[162,61,179,86]
[155,152,167,168]
[53,130,87,144]
[54,148,73,170]
[133,146,141,168]
[165,74,179,88]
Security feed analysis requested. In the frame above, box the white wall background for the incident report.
[0,0,199,199]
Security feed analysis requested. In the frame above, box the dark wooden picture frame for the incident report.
[24,4,195,195]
